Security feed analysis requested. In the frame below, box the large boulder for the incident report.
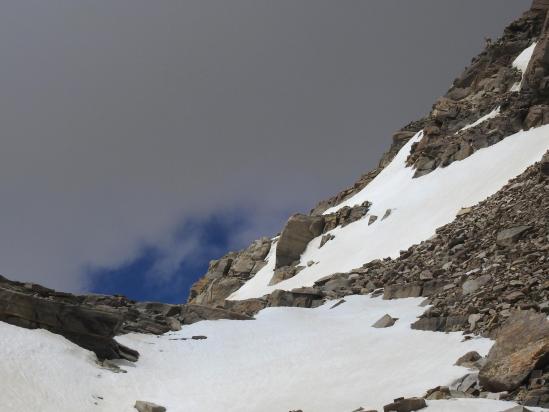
[479,311,549,392]
[0,286,138,361]
[275,214,324,269]
[496,225,532,247]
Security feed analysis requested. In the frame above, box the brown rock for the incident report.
[383,397,426,411]
[276,214,324,269]
[479,311,549,392]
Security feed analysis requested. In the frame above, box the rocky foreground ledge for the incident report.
[0,275,250,361]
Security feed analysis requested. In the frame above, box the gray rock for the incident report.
[540,152,549,176]
[383,397,427,411]
[499,407,534,412]
[276,214,324,269]
[372,314,398,328]
[479,311,549,392]
[180,304,252,325]
[496,226,532,247]
[455,351,482,368]
[368,215,378,225]
[165,317,181,331]
[134,400,167,412]
[0,285,138,362]
[383,283,422,299]
[462,275,491,295]
[467,314,483,330]
[381,209,392,220]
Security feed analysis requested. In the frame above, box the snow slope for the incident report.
[230,125,549,300]
[0,296,499,412]
[510,41,537,91]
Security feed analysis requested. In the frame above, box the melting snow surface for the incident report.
[0,296,499,412]
[510,41,537,91]
[231,125,549,300]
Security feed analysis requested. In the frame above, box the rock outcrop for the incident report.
[188,237,273,307]
[0,275,251,360]
[275,214,325,269]
[479,311,549,392]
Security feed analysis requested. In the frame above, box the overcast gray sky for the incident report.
[0,0,529,292]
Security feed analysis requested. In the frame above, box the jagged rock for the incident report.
[188,238,272,306]
[224,298,267,317]
[0,284,138,361]
[541,152,549,175]
[191,277,243,307]
[276,214,324,269]
[319,233,335,248]
[455,351,482,368]
[525,105,549,129]
[499,407,534,412]
[268,289,323,308]
[496,225,532,247]
[532,0,549,10]
[452,372,479,393]
[383,397,426,411]
[165,317,181,331]
[468,314,483,331]
[462,275,491,295]
[424,386,451,400]
[180,304,252,325]
[479,311,549,392]
[368,215,378,225]
[134,400,167,412]
[269,265,304,286]
[411,316,468,332]
[383,283,422,300]
[329,299,346,309]
[372,314,398,328]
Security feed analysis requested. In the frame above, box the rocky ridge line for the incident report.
[188,3,549,310]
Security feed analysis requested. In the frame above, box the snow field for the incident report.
[231,125,549,300]
[0,295,498,412]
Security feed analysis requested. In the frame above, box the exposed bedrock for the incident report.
[275,214,325,269]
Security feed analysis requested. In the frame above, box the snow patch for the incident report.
[459,106,500,132]
[510,41,537,91]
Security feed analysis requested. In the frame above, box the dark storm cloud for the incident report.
[0,0,529,291]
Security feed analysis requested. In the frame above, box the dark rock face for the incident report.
[405,7,548,177]
[541,152,549,175]
[0,278,137,361]
[275,214,325,269]
[479,311,549,392]
[532,0,549,10]
[496,225,532,247]
[0,275,252,360]
[383,397,426,412]
[188,237,272,307]
[383,283,422,300]
[372,314,398,328]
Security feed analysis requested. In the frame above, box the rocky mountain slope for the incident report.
[1,2,549,412]
[189,1,549,309]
